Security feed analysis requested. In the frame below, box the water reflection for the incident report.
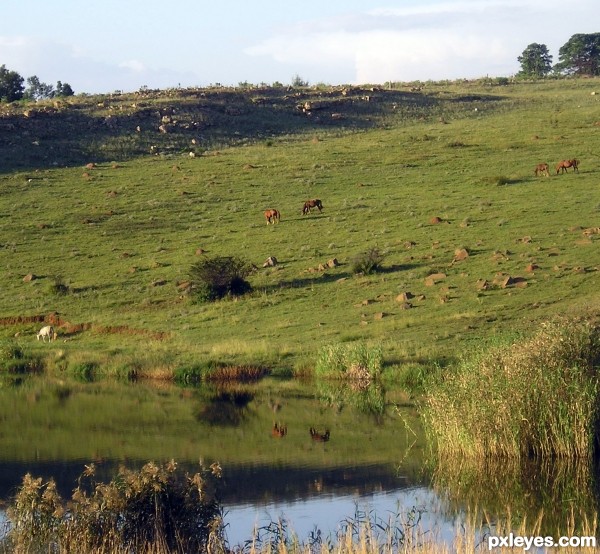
[431,457,600,538]
[0,374,599,546]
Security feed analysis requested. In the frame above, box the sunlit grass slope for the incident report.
[0,79,599,373]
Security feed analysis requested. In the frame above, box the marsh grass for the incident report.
[315,342,383,381]
[422,316,600,459]
[3,460,223,554]
[234,504,600,554]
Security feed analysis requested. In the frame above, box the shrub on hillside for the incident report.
[351,247,385,275]
[190,256,253,302]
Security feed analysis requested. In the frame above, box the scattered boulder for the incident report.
[374,312,386,320]
[453,248,469,262]
[430,216,443,224]
[23,273,37,282]
[395,292,414,302]
[327,258,339,268]
[263,256,278,267]
[583,227,600,237]
[195,248,206,256]
[476,279,490,290]
[397,302,412,310]
[525,263,539,272]
[424,273,446,286]
[491,250,510,261]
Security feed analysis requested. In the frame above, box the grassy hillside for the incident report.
[0,78,599,376]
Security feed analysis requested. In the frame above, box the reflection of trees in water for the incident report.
[431,457,600,537]
[316,379,386,421]
[194,386,254,426]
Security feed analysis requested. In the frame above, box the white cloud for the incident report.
[0,36,198,93]
[245,0,600,84]
[118,59,147,74]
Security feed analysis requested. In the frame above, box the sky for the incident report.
[1,0,599,95]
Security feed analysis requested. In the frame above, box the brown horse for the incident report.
[556,159,579,174]
[302,199,323,215]
[309,427,330,442]
[264,209,281,225]
[534,163,549,177]
[271,422,287,438]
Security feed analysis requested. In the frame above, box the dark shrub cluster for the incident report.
[351,247,385,275]
[190,256,253,302]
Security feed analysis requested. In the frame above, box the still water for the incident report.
[0,375,597,547]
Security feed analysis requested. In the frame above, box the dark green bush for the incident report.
[48,275,70,296]
[190,256,253,302]
[351,247,385,275]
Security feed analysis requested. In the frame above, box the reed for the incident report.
[3,460,223,554]
[422,315,600,459]
[315,342,383,381]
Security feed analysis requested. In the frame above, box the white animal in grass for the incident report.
[37,325,57,342]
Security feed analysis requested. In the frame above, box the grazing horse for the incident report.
[302,199,323,215]
[309,427,330,442]
[264,209,281,225]
[556,159,579,174]
[271,422,287,438]
[534,163,550,177]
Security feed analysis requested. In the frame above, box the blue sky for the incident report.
[1,0,599,94]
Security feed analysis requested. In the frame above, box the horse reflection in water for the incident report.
[310,427,330,442]
[271,422,287,438]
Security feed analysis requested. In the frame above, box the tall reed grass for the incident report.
[315,342,383,381]
[3,461,224,554]
[422,315,600,459]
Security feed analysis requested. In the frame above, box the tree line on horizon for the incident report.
[518,33,600,78]
[0,32,599,102]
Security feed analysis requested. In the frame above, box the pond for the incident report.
[0,375,597,548]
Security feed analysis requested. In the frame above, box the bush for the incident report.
[48,275,70,296]
[69,361,97,382]
[0,340,43,373]
[190,256,253,302]
[422,316,600,460]
[351,247,385,275]
[5,460,225,553]
[315,342,383,381]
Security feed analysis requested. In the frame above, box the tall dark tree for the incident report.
[24,75,54,100]
[0,64,24,102]
[555,33,600,75]
[55,81,74,97]
[517,43,553,77]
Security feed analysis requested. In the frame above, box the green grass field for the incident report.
[1,78,599,376]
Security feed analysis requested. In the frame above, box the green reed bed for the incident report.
[422,315,600,459]
[315,342,383,381]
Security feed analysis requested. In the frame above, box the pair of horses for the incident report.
[263,199,324,224]
[534,159,580,177]
[271,424,330,442]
